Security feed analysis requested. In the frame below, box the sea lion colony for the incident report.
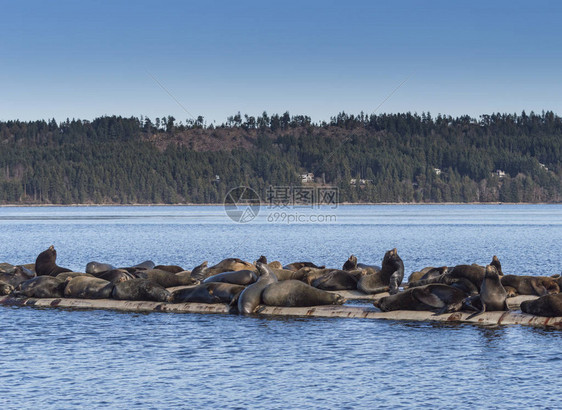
[1,246,561,317]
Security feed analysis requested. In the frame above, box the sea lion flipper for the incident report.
[531,281,548,296]
[412,288,445,309]
[388,271,402,295]
[466,303,486,320]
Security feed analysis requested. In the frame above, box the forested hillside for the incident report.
[0,111,560,204]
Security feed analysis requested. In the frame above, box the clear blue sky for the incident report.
[1,0,561,123]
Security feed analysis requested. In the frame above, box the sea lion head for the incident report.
[491,255,503,276]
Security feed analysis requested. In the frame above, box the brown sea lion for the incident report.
[153,265,185,274]
[342,255,358,271]
[0,265,36,287]
[203,270,257,285]
[283,262,325,271]
[171,283,245,304]
[112,278,171,302]
[95,269,135,283]
[13,276,66,298]
[35,246,72,277]
[520,294,562,317]
[408,267,448,284]
[238,262,278,315]
[262,280,345,307]
[0,281,14,295]
[409,256,502,295]
[64,276,114,299]
[358,248,404,295]
[85,262,116,275]
[56,272,94,281]
[134,269,197,288]
[501,275,559,296]
[374,284,466,313]
[465,265,509,319]
[311,269,364,291]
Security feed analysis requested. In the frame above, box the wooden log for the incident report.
[1,295,560,329]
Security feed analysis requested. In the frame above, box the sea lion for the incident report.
[95,269,135,283]
[520,294,562,317]
[408,267,448,284]
[134,269,197,288]
[270,268,306,281]
[255,255,268,264]
[311,269,363,291]
[466,265,509,319]
[342,255,358,271]
[85,262,116,275]
[35,246,72,277]
[153,265,185,274]
[203,270,258,285]
[56,272,94,281]
[128,260,156,271]
[358,248,404,295]
[238,262,278,315]
[262,280,346,307]
[172,283,245,304]
[64,276,114,299]
[207,258,256,275]
[0,281,14,295]
[0,265,36,287]
[283,262,325,271]
[190,261,209,282]
[112,278,171,302]
[374,284,466,313]
[500,275,559,296]
[268,261,283,269]
[409,256,502,295]
[13,276,66,298]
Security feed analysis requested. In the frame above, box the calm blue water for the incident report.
[0,204,561,408]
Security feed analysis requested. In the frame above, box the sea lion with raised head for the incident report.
[500,275,559,297]
[342,255,358,271]
[237,262,278,315]
[13,276,66,298]
[35,246,72,277]
[374,284,466,313]
[64,276,114,299]
[466,265,509,319]
[112,278,171,302]
[203,269,258,285]
[358,248,404,295]
[262,280,346,307]
[520,294,562,317]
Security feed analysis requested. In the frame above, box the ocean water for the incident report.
[0,204,561,408]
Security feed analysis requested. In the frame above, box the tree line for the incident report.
[0,111,560,204]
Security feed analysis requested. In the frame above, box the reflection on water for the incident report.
[0,205,561,408]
